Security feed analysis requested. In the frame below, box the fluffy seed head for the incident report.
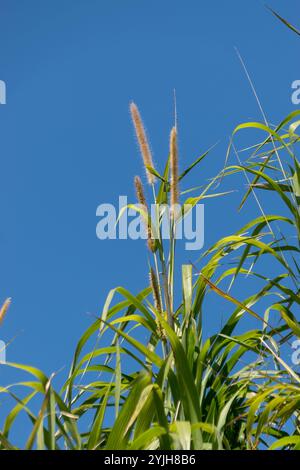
[149,268,165,340]
[130,102,156,185]
[134,176,156,252]
[134,175,147,207]
[149,267,162,313]
[0,298,11,326]
[147,238,156,252]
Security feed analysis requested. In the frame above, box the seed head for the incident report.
[134,175,147,207]
[0,298,11,326]
[149,267,162,314]
[130,102,156,185]
[134,176,156,252]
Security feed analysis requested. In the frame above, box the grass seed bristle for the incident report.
[130,102,156,185]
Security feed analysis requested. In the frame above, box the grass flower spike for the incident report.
[134,175,147,207]
[149,267,162,314]
[0,298,11,326]
[134,175,156,252]
[130,102,156,185]
[149,267,165,340]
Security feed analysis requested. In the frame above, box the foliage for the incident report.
[0,7,299,451]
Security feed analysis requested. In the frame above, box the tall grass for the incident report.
[0,101,299,449]
[0,8,299,451]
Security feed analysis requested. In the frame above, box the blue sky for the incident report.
[0,0,299,401]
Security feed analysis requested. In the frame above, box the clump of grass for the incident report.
[1,104,300,450]
[1,9,300,447]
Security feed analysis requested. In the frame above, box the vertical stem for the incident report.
[169,214,176,317]
[151,184,164,312]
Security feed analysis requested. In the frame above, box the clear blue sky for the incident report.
[0,0,299,393]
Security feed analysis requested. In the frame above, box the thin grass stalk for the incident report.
[135,176,169,339]
[170,127,179,212]
[150,185,164,318]
[169,127,179,316]
[153,218,173,331]
[150,174,173,331]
